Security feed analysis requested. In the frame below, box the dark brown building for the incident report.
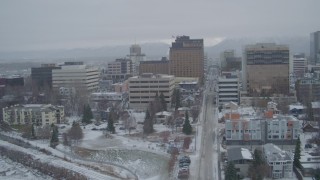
[139,57,169,75]
[169,36,204,79]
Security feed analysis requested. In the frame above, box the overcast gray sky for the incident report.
[0,0,319,52]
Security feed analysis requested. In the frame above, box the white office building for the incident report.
[128,73,175,110]
[52,64,100,92]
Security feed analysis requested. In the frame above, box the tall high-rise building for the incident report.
[169,36,204,79]
[220,49,235,68]
[310,31,320,65]
[31,64,61,88]
[243,43,289,96]
[127,44,145,75]
[292,53,307,78]
[105,58,133,83]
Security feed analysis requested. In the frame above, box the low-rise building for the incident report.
[311,101,320,121]
[263,143,293,179]
[2,104,64,126]
[227,147,253,178]
[155,111,172,124]
[128,73,175,111]
[225,115,300,145]
[90,92,123,102]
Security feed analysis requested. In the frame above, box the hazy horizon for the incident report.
[1,0,319,52]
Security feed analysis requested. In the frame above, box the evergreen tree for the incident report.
[182,111,192,135]
[160,92,167,111]
[143,110,154,134]
[87,104,93,120]
[50,124,59,148]
[307,102,314,121]
[153,92,162,113]
[68,122,83,145]
[294,136,302,169]
[225,161,238,180]
[107,110,115,134]
[31,124,36,139]
[82,104,92,124]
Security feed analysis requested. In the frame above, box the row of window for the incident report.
[130,85,170,88]
[130,81,170,83]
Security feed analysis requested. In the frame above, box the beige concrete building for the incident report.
[52,63,100,92]
[3,104,65,126]
[243,43,289,96]
[139,57,169,75]
[128,73,175,111]
[169,36,204,79]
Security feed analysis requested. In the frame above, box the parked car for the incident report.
[179,162,190,168]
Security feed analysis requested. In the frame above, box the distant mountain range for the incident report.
[0,36,310,62]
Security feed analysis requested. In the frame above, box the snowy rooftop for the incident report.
[263,143,293,162]
[289,103,306,110]
[311,101,320,109]
[227,147,253,161]
[155,111,172,116]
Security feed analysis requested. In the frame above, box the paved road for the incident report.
[198,64,221,180]
[198,92,220,180]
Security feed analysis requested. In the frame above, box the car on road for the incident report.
[179,162,190,168]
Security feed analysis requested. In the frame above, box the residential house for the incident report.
[263,143,293,179]
[227,147,253,178]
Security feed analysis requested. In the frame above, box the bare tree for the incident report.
[36,124,51,139]
[191,107,200,123]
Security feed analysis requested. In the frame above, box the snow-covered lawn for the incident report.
[0,156,52,180]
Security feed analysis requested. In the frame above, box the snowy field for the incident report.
[61,114,172,179]
[0,156,52,180]
[0,110,199,180]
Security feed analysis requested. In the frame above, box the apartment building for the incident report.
[128,73,175,110]
[139,57,169,75]
[169,36,204,79]
[263,143,293,179]
[225,115,300,145]
[52,63,100,92]
[2,104,64,126]
[243,43,289,95]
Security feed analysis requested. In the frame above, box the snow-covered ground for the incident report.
[0,139,118,180]
[0,156,52,180]
[1,109,202,180]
